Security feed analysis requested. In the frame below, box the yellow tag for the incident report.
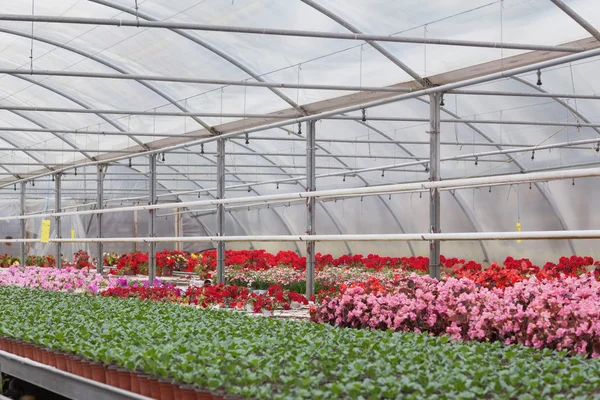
[71,230,75,239]
[516,222,521,244]
[40,220,51,243]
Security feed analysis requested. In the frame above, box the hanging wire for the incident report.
[296,63,302,106]
[29,0,35,71]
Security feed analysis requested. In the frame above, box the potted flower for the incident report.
[73,250,92,269]
[0,254,12,268]
[103,252,120,267]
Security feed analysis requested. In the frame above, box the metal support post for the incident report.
[216,139,226,284]
[175,208,182,251]
[306,120,316,298]
[55,173,62,269]
[96,165,104,274]
[429,93,441,279]
[148,154,157,284]
[19,182,26,266]
[133,210,138,252]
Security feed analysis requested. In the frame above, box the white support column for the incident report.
[306,120,316,298]
[96,165,104,274]
[55,173,62,269]
[19,182,26,266]
[216,139,226,284]
[148,154,157,284]
[429,93,441,279]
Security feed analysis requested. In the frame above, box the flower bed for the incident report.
[310,273,600,357]
[0,265,119,294]
[2,286,600,399]
[102,282,308,312]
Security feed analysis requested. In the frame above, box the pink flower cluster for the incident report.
[0,266,119,294]
[310,273,600,357]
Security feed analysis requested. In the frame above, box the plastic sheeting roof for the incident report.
[0,0,600,263]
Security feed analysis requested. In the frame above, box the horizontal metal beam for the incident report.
[3,42,600,188]
[239,137,589,148]
[1,165,599,223]
[331,116,600,128]
[5,70,600,102]
[452,88,600,101]
[0,14,583,53]
[0,69,411,93]
[0,105,275,118]
[0,126,192,138]
[0,351,151,400]
[3,230,600,243]
[5,105,600,130]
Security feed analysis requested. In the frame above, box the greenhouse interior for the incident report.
[1,0,600,399]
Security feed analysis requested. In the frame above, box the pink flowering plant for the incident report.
[310,273,600,357]
[0,266,120,294]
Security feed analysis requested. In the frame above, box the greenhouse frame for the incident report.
[4,1,600,399]
[1,1,600,289]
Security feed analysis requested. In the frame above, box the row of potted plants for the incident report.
[101,282,309,313]
[0,337,225,400]
[3,285,600,399]
[0,265,308,314]
[310,272,600,357]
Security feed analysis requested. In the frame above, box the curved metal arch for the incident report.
[1,111,75,168]
[0,27,314,251]
[299,1,491,259]
[1,11,390,256]
[86,1,351,253]
[299,0,424,85]
[266,128,415,256]
[351,115,487,259]
[114,165,216,243]
[180,148,303,254]
[509,75,600,254]
[0,73,256,249]
[90,0,307,115]
[417,97,577,254]
[300,0,573,258]
[225,138,352,255]
[11,73,147,148]
[0,134,42,178]
[0,27,218,135]
[159,162,272,253]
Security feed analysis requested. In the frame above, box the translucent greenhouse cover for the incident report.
[0,0,599,263]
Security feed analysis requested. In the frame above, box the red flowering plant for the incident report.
[155,249,183,276]
[102,284,184,303]
[185,252,213,279]
[110,252,148,275]
[73,250,92,269]
[185,284,254,309]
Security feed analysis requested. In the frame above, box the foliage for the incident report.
[2,286,600,399]
[311,273,600,357]
[25,254,55,267]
